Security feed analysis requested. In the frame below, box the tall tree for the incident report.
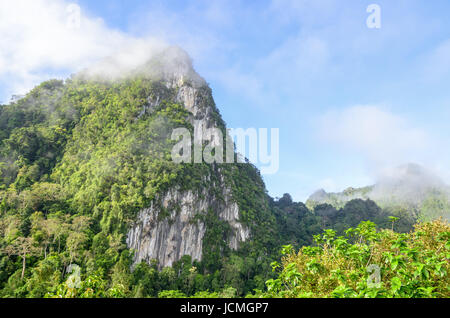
[3,237,40,279]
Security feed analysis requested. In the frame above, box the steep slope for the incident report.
[60,46,274,269]
[0,45,276,275]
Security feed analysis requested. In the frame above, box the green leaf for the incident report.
[391,277,402,293]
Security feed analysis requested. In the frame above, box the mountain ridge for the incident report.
[0,46,446,298]
[306,163,450,221]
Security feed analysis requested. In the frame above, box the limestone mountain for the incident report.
[0,45,434,298]
[0,45,276,276]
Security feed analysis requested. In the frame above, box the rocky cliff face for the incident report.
[127,186,250,268]
[125,46,253,268]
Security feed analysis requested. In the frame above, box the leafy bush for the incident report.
[262,219,449,298]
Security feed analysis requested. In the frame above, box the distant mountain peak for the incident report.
[307,163,449,218]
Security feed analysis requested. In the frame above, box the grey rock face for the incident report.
[126,50,250,268]
[126,187,250,268]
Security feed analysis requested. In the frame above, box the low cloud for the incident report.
[0,0,239,103]
[0,0,155,101]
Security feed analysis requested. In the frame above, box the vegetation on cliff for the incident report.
[0,73,448,299]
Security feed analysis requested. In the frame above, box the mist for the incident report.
[71,41,205,91]
[371,163,449,204]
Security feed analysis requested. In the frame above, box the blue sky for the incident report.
[1,0,450,201]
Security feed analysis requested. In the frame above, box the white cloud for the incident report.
[0,0,152,100]
[317,178,338,192]
[317,105,433,168]
[0,0,246,102]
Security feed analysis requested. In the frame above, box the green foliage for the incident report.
[271,195,415,252]
[259,219,450,298]
[158,290,187,298]
[197,209,232,273]
[1,75,447,299]
[419,191,450,222]
[0,75,275,298]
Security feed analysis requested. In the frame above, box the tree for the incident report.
[66,231,88,265]
[65,216,92,265]
[3,237,40,279]
[47,216,69,253]
[30,212,52,258]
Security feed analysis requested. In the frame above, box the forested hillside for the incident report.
[0,48,447,298]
